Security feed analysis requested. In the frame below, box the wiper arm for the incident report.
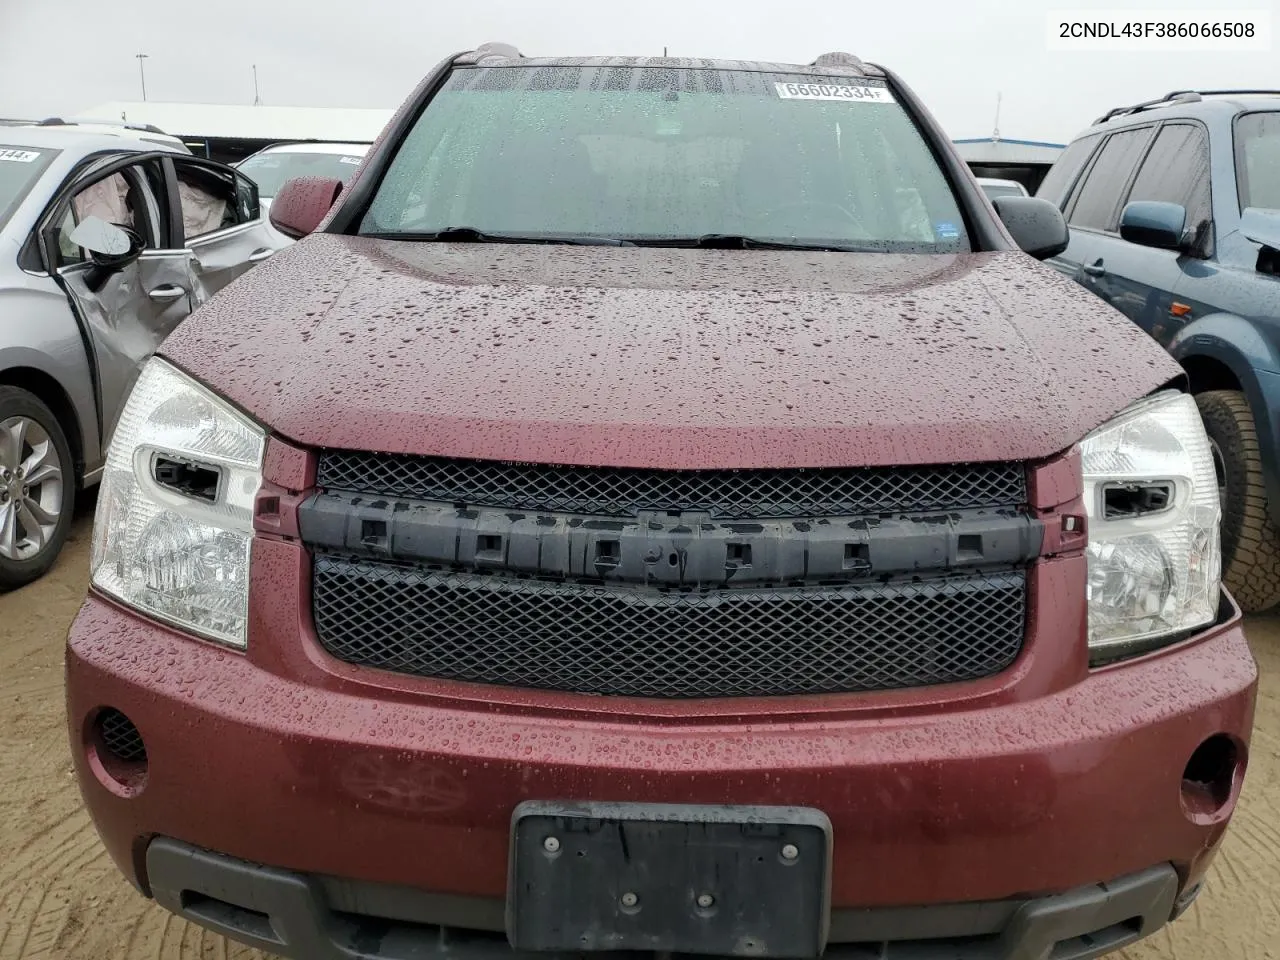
[365,227,632,246]
[631,234,858,252]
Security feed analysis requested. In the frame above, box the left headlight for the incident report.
[1082,390,1221,659]
[90,358,264,649]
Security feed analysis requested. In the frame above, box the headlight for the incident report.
[90,358,264,648]
[1082,391,1221,658]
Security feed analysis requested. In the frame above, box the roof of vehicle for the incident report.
[469,56,883,76]
[245,141,371,156]
[449,44,884,77]
[1089,90,1280,130]
[0,123,187,155]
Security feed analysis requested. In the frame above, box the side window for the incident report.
[1125,124,1212,238]
[1035,134,1102,207]
[54,167,158,267]
[174,160,258,242]
[1066,128,1152,232]
[1234,112,1280,212]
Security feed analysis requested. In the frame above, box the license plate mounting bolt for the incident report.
[781,843,800,861]
[543,836,560,853]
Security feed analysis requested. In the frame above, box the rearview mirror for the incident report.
[1119,201,1187,250]
[69,216,144,267]
[991,196,1069,260]
[269,176,344,239]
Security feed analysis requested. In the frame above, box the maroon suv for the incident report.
[68,45,1257,960]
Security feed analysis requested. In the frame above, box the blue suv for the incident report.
[1038,90,1280,612]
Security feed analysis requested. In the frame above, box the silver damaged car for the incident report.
[0,123,287,588]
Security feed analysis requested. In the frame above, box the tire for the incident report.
[0,386,76,592]
[1195,390,1280,613]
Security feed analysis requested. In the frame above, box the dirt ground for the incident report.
[0,513,1277,960]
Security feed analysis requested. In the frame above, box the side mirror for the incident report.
[992,196,1069,260]
[69,216,144,269]
[269,176,344,239]
[1119,201,1187,250]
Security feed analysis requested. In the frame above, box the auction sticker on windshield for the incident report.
[0,149,40,163]
[775,82,895,103]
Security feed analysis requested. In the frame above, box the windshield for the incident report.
[0,145,57,229]
[360,66,969,252]
[1236,112,1280,211]
[237,148,366,198]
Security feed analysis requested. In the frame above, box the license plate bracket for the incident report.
[506,802,831,958]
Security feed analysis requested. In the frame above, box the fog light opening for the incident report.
[88,708,149,797]
[1180,734,1241,824]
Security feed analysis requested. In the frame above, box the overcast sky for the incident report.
[0,0,1276,142]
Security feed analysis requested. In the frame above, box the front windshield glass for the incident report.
[360,66,969,252]
[1236,112,1280,211]
[0,145,57,229]
[237,149,366,198]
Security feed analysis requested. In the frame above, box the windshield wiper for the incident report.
[365,227,632,246]
[630,234,860,252]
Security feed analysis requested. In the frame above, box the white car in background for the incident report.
[236,142,370,243]
[975,176,1029,201]
[236,142,369,204]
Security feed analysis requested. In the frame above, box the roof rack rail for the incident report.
[811,51,866,69]
[456,42,523,65]
[35,116,171,136]
[1096,88,1280,124]
[1095,91,1200,123]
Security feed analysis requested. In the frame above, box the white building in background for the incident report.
[951,137,1066,193]
[77,101,396,161]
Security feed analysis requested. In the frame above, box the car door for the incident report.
[1105,122,1214,342]
[1052,126,1154,293]
[39,153,196,447]
[166,156,282,305]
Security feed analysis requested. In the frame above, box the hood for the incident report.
[159,236,1181,469]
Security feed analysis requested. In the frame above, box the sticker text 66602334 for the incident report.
[775,82,895,103]
[0,149,41,163]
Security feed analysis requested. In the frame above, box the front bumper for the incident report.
[67,557,1257,955]
[146,836,1188,960]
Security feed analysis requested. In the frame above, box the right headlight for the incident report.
[90,358,264,649]
[1081,390,1221,659]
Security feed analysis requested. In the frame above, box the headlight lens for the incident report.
[1082,391,1221,657]
[90,358,265,648]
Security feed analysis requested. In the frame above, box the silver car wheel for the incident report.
[0,416,64,562]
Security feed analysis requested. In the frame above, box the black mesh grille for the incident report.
[97,709,146,764]
[311,556,1026,698]
[316,452,1027,519]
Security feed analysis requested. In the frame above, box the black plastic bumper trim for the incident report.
[146,837,1181,960]
[297,492,1040,587]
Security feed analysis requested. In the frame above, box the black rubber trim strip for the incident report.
[146,836,1179,960]
[298,493,1041,585]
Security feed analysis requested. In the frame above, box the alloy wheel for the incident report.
[0,416,64,562]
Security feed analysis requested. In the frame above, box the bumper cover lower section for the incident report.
[147,837,1182,960]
